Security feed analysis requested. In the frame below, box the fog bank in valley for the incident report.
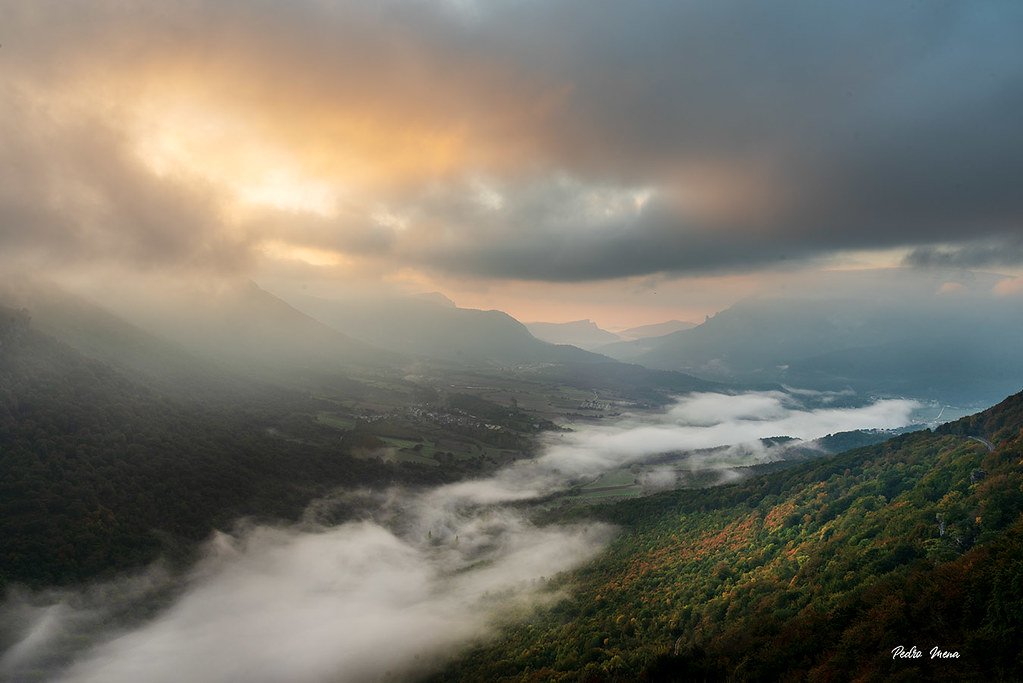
[446,391,919,503]
[0,391,918,682]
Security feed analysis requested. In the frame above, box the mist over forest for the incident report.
[1,388,919,682]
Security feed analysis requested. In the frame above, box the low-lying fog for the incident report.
[0,391,918,682]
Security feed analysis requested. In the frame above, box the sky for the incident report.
[2,1,1022,327]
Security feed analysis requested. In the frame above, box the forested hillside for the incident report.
[0,307,413,588]
[442,392,1023,681]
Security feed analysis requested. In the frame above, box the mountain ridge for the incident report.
[525,319,622,350]
[600,270,1023,404]
[279,291,606,366]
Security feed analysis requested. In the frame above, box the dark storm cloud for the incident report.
[420,0,1023,279]
[1,0,1021,280]
[399,180,819,280]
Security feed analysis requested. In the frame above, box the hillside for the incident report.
[280,292,604,365]
[0,307,411,588]
[0,280,254,398]
[440,390,1023,681]
[17,277,716,405]
[84,280,397,387]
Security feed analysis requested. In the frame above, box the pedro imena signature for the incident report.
[892,645,960,660]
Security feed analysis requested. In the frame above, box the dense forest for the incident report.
[440,393,1023,681]
[0,307,434,588]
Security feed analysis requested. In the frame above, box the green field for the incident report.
[380,436,439,465]
[580,468,636,490]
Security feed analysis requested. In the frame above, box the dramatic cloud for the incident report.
[0,90,249,274]
[2,0,1021,286]
[1,391,916,682]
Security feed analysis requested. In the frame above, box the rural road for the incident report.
[967,436,995,452]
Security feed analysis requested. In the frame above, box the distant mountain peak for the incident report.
[617,319,698,340]
[527,318,601,329]
[525,319,621,350]
[413,291,457,308]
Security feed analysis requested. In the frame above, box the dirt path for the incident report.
[967,435,995,452]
